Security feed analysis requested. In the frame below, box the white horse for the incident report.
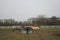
[31,26,40,31]
[25,26,40,31]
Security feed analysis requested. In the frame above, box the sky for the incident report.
[0,0,60,21]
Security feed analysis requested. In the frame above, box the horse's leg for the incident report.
[19,28,21,32]
[12,28,15,32]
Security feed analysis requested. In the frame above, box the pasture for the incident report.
[0,26,60,40]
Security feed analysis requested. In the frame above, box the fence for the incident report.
[0,26,60,29]
[40,25,60,28]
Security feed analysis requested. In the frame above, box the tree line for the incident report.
[31,16,60,26]
[0,19,23,26]
[0,16,60,26]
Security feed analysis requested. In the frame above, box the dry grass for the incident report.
[0,27,60,40]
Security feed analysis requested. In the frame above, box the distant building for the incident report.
[0,19,16,24]
[27,16,60,25]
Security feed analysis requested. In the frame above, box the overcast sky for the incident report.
[0,0,60,21]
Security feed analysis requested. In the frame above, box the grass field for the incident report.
[0,26,60,40]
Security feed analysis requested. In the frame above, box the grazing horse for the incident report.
[31,26,40,31]
[31,27,40,30]
[12,26,22,32]
[24,26,40,33]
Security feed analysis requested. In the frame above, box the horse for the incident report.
[12,26,22,32]
[31,27,40,30]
